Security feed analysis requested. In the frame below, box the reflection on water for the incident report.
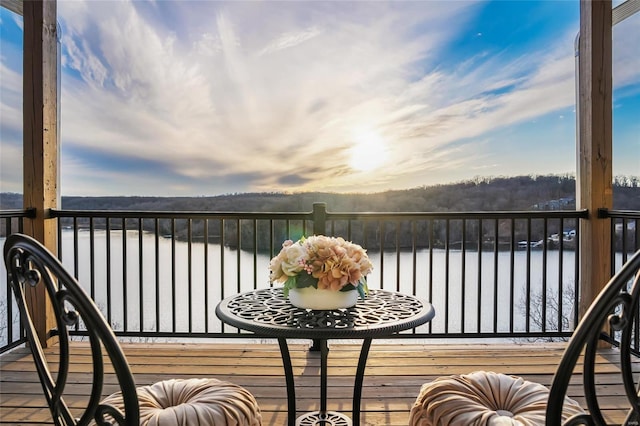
[1,230,602,345]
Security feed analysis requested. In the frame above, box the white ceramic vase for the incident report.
[288,287,358,310]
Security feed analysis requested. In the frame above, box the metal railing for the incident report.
[3,205,639,353]
[50,206,588,341]
[600,208,640,352]
[0,209,35,352]
[602,208,640,266]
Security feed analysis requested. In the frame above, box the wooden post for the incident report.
[22,0,59,348]
[312,203,327,235]
[577,0,613,318]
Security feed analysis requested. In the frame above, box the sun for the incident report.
[348,129,388,172]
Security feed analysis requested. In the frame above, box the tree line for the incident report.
[1,174,638,250]
[2,174,639,212]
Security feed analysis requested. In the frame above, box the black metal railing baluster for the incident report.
[122,218,128,332]
[444,218,450,334]
[138,218,143,333]
[171,218,176,333]
[379,220,385,291]
[395,222,401,293]
[541,218,548,333]
[106,217,112,325]
[493,218,499,333]
[461,219,466,334]
[90,218,95,301]
[204,219,209,332]
[477,219,483,333]
[3,206,615,348]
[525,218,532,333]
[253,219,258,290]
[73,217,79,278]
[558,217,565,333]
[411,221,417,300]
[155,218,160,333]
[219,219,226,333]
[236,219,241,296]
[428,218,434,334]
[188,219,193,333]
[509,218,515,334]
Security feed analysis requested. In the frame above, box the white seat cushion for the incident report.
[409,371,584,426]
[99,378,262,425]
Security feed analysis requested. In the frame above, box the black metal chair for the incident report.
[4,233,263,426]
[409,249,640,426]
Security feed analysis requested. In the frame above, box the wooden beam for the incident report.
[0,0,23,16]
[577,0,613,317]
[613,0,640,25]
[22,0,58,348]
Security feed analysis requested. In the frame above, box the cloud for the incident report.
[0,63,23,134]
[54,1,484,194]
[613,13,640,93]
[0,143,22,192]
[258,26,323,56]
[2,1,636,196]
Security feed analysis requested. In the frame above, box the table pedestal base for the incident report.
[216,289,434,426]
[295,411,351,426]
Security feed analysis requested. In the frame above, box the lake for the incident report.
[2,230,602,344]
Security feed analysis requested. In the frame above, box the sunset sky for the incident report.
[1,1,638,196]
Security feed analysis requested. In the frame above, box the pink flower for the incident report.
[269,235,372,294]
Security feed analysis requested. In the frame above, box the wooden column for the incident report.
[22,0,59,347]
[577,0,613,317]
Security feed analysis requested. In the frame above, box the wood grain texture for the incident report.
[21,0,59,349]
[0,0,23,15]
[1,342,635,425]
[577,0,613,317]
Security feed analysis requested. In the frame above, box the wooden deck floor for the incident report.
[0,341,634,425]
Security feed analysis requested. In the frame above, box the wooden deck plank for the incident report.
[0,342,635,425]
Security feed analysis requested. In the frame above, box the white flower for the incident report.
[280,243,307,276]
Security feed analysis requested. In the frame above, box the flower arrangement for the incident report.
[269,235,373,299]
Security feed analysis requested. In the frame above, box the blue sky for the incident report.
[1,1,638,196]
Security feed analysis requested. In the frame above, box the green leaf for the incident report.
[282,276,297,298]
[357,278,369,300]
[361,278,369,294]
[295,273,318,289]
[357,286,365,300]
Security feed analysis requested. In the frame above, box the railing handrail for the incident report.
[50,209,314,220]
[50,207,589,220]
[599,208,640,219]
[0,208,36,219]
[325,209,588,220]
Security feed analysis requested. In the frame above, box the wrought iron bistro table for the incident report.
[215,288,435,426]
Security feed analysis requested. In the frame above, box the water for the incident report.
[1,230,591,345]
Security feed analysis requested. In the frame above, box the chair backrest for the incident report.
[4,233,140,426]
[546,249,640,426]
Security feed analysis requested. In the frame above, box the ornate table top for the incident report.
[215,288,435,339]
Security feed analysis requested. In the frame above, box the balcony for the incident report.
[1,206,639,424]
[1,0,639,424]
